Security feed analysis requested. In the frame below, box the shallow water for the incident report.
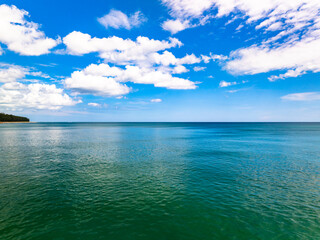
[1,123,320,240]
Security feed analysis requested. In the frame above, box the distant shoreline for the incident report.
[0,122,34,124]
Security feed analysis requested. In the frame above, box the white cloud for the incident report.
[226,89,240,93]
[268,69,304,82]
[88,102,101,107]
[116,96,125,99]
[211,0,320,37]
[37,63,58,68]
[281,92,320,101]
[65,68,131,97]
[98,9,146,30]
[0,63,55,83]
[161,0,320,34]
[149,52,201,67]
[0,82,80,110]
[225,36,320,79]
[65,63,197,96]
[0,4,58,55]
[172,65,188,74]
[201,53,228,64]
[161,0,214,33]
[0,66,26,83]
[219,80,237,87]
[29,71,51,79]
[62,32,205,96]
[160,0,320,79]
[160,0,320,81]
[193,66,206,72]
[63,31,182,62]
[162,19,191,34]
[151,99,162,103]
[209,53,228,61]
[162,0,214,19]
[121,65,197,89]
[62,32,210,70]
[63,31,134,56]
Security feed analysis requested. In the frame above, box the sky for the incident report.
[1,0,320,122]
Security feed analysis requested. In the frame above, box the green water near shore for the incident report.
[1,123,320,239]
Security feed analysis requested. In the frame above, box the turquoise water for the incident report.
[1,123,320,240]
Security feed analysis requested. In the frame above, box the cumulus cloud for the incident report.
[63,31,183,63]
[219,80,237,88]
[65,67,131,97]
[162,19,191,34]
[149,51,201,68]
[65,63,197,96]
[98,9,146,30]
[0,65,26,83]
[172,65,188,74]
[121,65,197,89]
[62,32,214,70]
[62,32,208,96]
[0,82,80,110]
[281,92,320,101]
[151,99,162,103]
[0,4,58,55]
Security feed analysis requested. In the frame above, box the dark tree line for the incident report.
[0,113,30,122]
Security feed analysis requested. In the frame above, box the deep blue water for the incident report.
[0,123,320,239]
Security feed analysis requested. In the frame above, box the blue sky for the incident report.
[1,0,320,121]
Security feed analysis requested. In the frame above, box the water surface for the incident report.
[1,123,320,239]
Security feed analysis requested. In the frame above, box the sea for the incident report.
[0,123,320,240]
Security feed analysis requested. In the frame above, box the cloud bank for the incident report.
[161,0,320,81]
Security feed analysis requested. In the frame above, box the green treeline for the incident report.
[0,113,30,122]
